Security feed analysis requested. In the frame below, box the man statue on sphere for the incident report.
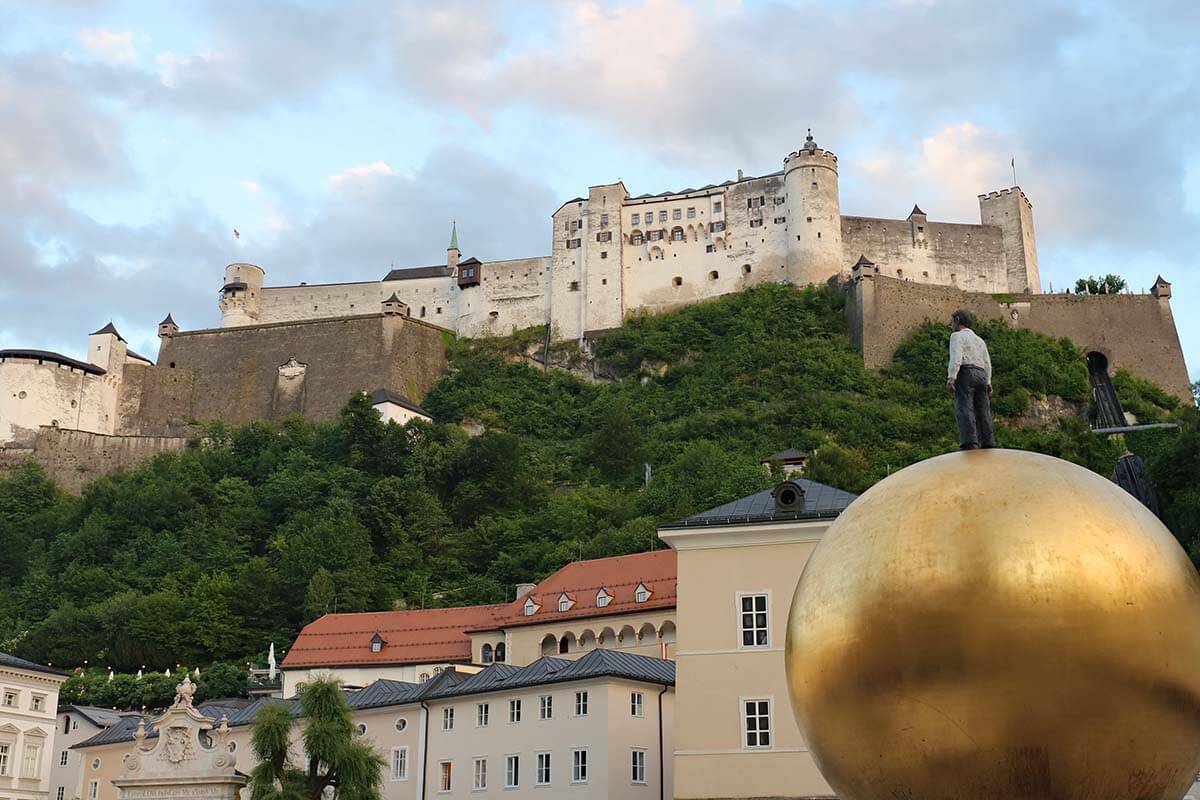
[946,308,995,450]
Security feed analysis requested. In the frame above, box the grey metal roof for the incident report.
[61,705,126,728]
[370,388,428,416]
[346,678,424,710]
[426,650,674,699]
[89,322,126,342]
[382,265,452,281]
[762,448,808,463]
[0,349,106,376]
[663,479,858,528]
[0,651,68,676]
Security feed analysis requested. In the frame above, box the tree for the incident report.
[250,677,383,800]
[1073,274,1127,295]
[198,662,250,701]
[588,398,644,482]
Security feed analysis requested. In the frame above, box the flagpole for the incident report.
[1011,157,1017,187]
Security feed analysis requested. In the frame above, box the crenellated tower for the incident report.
[978,187,1040,293]
[784,130,843,287]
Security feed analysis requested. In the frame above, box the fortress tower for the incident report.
[218,263,265,328]
[979,187,1040,293]
[784,131,843,286]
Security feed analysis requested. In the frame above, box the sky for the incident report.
[1,0,1198,380]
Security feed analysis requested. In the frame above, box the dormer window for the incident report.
[558,594,574,612]
[596,589,612,608]
[370,633,385,653]
[634,583,651,603]
[524,597,539,616]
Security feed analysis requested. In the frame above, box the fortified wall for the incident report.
[0,427,195,493]
[847,273,1192,402]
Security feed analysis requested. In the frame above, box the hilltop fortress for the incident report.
[1,133,1191,489]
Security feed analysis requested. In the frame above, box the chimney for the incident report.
[515,583,536,599]
[737,169,744,181]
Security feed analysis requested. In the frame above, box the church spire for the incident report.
[448,220,459,252]
[447,220,460,272]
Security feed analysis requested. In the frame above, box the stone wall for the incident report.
[0,427,195,493]
[841,216,1008,292]
[155,312,448,426]
[848,274,1192,401]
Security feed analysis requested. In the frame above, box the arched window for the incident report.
[709,271,719,280]
[742,264,752,275]
[495,643,506,663]
[420,306,426,317]
[671,277,682,287]
[630,230,644,245]
[481,644,494,664]
[559,636,570,654]
[671,226,684,242]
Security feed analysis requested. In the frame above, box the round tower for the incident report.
[218,263,265,328]
[784,130,843,287]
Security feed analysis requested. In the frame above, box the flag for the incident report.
[233,228,240,239]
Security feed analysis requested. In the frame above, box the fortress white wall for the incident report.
[0,360,112,444]
[259,281,387,324]
[458,256,552,337]
[841,216,1009,291]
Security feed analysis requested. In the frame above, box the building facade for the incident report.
[0,653,68,800]
[48,708,124,800]
[658,479,858,800]
[74,652,673,800]
[281,551,677,696]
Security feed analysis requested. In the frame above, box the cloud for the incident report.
[241,180,261,193]
[329,161,400,184]
[81,29,138,63]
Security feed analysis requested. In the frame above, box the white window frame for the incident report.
[21,743,41,778]
[574,690,588,716]
[631,691,644,718]
[631,749,647,784]
[737,591,772,649]
[88,780,99,800]
[595,589,611,608]
[539,694,553,720]
[442,706,454,731]
[508,698,522,723]
[57,787,66,800]
[658,210,668,222]
[523,597,538,616]
[535,751,551,786]
[390,746,408,781]
[571,748,588,784]
[30,694,45,712]
[631,213,640,225]
[558,593,573,612]
[505,754,520,788]
[2,690,16,708]
[476,702,489,727]
[0,742,10,776]
[59,750,69,767]
[473,756,487,791]
[634,583,650,603]
[741,696,774,750]
[438,760,452,793]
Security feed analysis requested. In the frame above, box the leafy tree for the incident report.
[198,662,250,701]
[249,677,383,800]
[1073,274,1127,295]
[588,398,644,482]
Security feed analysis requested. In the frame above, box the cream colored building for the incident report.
[659,479,858,800]
[75,651,673,800]
[0,653,68,800]
[48,707,124,800]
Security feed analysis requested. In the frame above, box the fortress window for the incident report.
[566,238,581,249]
[922,271,929,279]
[774,217,786,224]
[600,252,608,260]
[600,213,609,228]
[706,244,716,253]
[420,306,426,317]
[806,217,812,223]
[709,271,719,280]
[658,210,668,222]
[774,196,786,205]
[436,307,442,314]
[631,213,640,225]
[687,207,696,218]
[812,182,818,189]
[169,362,175,369]
[817,232,821,238]
[671,227,684,241]
[647,230,663,242]
[569,281,580,292]
[743,264,752,275]
[489,311,499,318]
[631,230,644,245]
[602,278,607,285]
[673,208,681,220]
[672,277,683,287]
[710,221,725,233]
[749,219,763,228]
[597,231,612,243]
[897,270,903,279]
[713,201,722,214]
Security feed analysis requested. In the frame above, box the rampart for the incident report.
[847,274,1192,402]
[155,312,448,426]
[0,427,195,493]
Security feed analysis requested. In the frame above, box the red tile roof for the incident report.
[281,550,677,670]
[281,604,510,669]
[477,549,677,631]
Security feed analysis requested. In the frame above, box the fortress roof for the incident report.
[159,313,176,326]
[0,349,106,375]
[909,204,926,217]
[370,388,428,416]
[662,478,858,528]
[89,321,126,342]
[382,264,452,281]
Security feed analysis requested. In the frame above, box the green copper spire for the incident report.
[448,220,459,251]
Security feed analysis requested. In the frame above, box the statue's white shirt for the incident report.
[948,328,992,384]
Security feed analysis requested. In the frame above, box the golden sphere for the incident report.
[786,449,1200,800]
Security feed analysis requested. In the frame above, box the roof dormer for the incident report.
[558,593,574,612]
[369,632,386,653]
[523,597,539,617]
[634,582,651,603]
[595,588,612,608]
